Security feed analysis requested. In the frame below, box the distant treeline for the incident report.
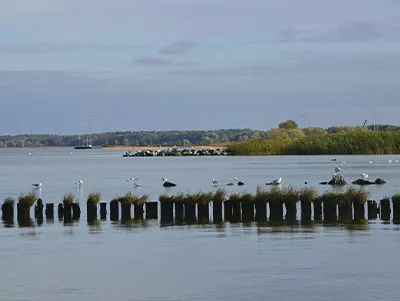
[0,129,262,148]
[228,131,400,155]
[1,122,399,149]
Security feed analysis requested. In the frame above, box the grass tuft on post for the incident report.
[87,192,101,205]
[18,192,37,207]
[4,197,15,205]
[346,187,369,204]
[62,193,76,205]
[299,187,317,203]
[213,189,226,202]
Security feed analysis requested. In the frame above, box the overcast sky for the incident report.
[1,0,400,135]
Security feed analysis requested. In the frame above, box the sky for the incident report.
[1,0,400,135]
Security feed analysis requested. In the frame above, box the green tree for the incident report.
[279,120,298,129]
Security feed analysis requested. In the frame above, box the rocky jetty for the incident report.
[123,147,228,157]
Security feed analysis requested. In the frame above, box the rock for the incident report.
[375,178,386,185]
[352,178,386,185]
[319,181,328,185]
[328,174,347,186]
[237,181,245,186]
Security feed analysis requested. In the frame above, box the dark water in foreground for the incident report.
[1,149,400,300]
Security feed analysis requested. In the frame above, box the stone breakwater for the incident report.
[123,147,228,157]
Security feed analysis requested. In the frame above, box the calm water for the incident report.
[1,148,400,301]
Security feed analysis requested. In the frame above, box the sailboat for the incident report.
[74,117,93,150]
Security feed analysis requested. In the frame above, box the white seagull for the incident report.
[361,172,368,179]
[272,177,282,185]
[212,178,220,185]
[335,167,342,172]
[75,180,84,186]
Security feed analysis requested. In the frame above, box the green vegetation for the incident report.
[0,129,262,148]
[254,186,269,203]
[18,192,37,207]
[229,131,400,155]
[62,193,75,205]
[3,197,15,205]
[87,192,101,205]
[299,187,317,203]
[392,194,400,204]
[346,187,369,205]
[212,189,226,202]
[114,192,149,205]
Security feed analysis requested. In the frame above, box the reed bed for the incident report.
[228,131,400,155]
[18,192,37,207]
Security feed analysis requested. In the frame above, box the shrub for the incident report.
[63,193,75,205]
[87,192,101,205]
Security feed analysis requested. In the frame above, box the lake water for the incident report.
[1,148,400,301]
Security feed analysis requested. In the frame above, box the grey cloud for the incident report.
[0,41,137,55]
[159,41,197,55]
[278,22,400,44]
[132,56,172,66]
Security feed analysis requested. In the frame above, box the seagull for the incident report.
[331,158,337,162]
[395,159,399,163]
[388,159,392,164]
[361,172,368,179]
[28,152,32,156]
[335,167,341,172]
[226,177,237,186]
[126,177,138,182]
[163,178,176,187]
[272,177,282,185]
[32,182,42,188]
[212,178,220,185]
[369,160,373,164]
[75,180,84,186]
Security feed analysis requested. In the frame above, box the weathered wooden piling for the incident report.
[72,203,81,220]
[346,187,368,221]
[134,204,144,220]
[313,198,323,221]
[338,201,352,221]
[145,202,158,219]
[100,202,107,220]
[17,192,37,222]
[380,198,391,221]
[241,194,255,222]
[392,194,400,223]
[110,199,119,221]
[196,193,212,224]
[299,187,317,221]
[323,194,339,222]
[184,199,196,222]
[63,203,72,222]
[1,198,14,221]
[367,200,378,220]
[58,203,64,219]
[254,186,268,221]
[160,199,173,223]
[269,200,283,222]
[198,203,210,224]
[213,201,223,223]
[45,203,54,219]
[224,200,232,221]
[212,189,225,223]
[121,203,132,220]
[34,198,44,220]
[228,194,241,223]
[87,192,101,221]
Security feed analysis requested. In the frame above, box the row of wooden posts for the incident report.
[0,198,397,223]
